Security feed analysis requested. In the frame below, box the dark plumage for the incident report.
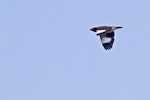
[90,26,122,50]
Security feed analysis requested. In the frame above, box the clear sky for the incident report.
[0,0,150,100]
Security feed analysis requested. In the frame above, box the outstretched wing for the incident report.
[99,32,115,50]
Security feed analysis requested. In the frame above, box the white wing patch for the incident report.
[101,37,111,44]
[96,30,106,34]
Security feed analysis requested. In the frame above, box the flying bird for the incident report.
[90,26,122,50]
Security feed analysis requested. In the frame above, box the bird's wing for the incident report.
[99,32,114,50]
[96,30,106,35]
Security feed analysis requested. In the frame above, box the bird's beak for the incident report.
[90,28,94,31]
[90,28,96,32]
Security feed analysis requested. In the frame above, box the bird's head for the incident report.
[90,28,97,32]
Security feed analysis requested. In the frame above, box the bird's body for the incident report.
[90,26,122,50]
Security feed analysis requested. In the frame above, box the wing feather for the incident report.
[99,32,115,50]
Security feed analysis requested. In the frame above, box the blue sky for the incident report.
[0,0,150,100]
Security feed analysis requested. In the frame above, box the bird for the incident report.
[90,26,122,50]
